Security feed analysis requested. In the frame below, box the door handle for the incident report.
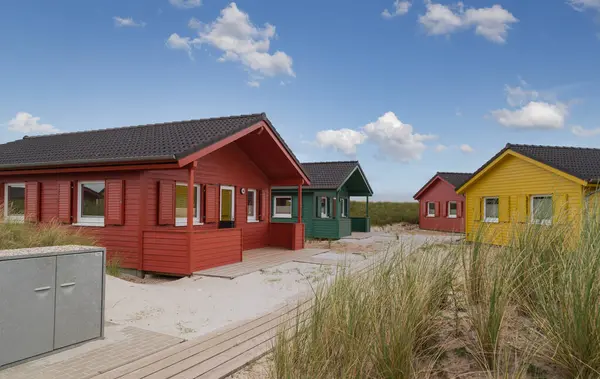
[60,282,76,288]
[34,286,51,292]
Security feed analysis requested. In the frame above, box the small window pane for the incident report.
[247,191,256,217]
[448,202,457,216]
[81,183,105,217]
[320,197,329,218]
[7,184,25,216]
[275,197,292,216]
[485,198,499,219]
[532,196,552,223]
[427,202,435,216]
[175,184,198,219]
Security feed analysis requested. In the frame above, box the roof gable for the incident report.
[456,144,590,193]
[301,161,373,195]
[413,172,471,200]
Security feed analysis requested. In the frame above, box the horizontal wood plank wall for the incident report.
[464,154,582,245]
[418,178,466,233]
[292,223,305,250]
[142,230,189,275]
[269,223,294,249]
[0,171,142,269]
[191,229,242,272]
[145,142,271,250]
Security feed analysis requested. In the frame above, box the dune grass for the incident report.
[350,201,419,225]
[270,211,600,378]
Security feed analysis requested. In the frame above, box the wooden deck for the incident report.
[193,247,330,279]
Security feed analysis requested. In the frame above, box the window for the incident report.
[340,198,348,218]
[427,202,436,217]
[273,196,292,218]
[319,196,330,218]
[4,183,25,222]
[175,183,201,226]
[531,195,552,225]
[448,201,457,218]
[247,189,257,222]
[484,197,499,223]
[77,181,105,226]
[220,185,235,222]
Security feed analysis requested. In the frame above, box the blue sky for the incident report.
[1,0,600,200]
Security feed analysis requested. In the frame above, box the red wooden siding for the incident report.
[142,231,189,275]
[269,223,294,250]
[417,177,465,233]
[25,182,41,222]
[105,179,125,226]
[191,229,242,271]
[57,181,72,223]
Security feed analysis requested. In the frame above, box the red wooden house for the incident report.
[0,113,310,276]
[413,172,471,233]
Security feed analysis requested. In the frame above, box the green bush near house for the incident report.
[350,201,419,226]
[0,218,96,250]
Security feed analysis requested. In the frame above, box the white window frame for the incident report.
[427,202,436,217]
[340,198,347,218]
[319,196,330,219]
[175,183,202,227]
[247,189,258,223]
[447,201,457,218]
[3,183,25,222]
[531,195,553,225]
[483,197,499,223]
[75,181,106,227]
[219,185,236,222]
[273,196,292,219]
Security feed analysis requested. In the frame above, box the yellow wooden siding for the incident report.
[464,154,583,246]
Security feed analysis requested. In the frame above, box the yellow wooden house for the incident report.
[456,143,600,245]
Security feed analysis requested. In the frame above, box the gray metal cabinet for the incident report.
[54,251,104,349]
[0,246,105,368]
[0,256,57,367]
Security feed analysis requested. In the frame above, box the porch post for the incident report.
[366,196,369,217]
[298,181,303,224]
[187,162,197,274]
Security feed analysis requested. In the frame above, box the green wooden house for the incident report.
[271,161,373,239]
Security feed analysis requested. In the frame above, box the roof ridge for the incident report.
[21,113,266,140]
[507,143,600,151]
[301,160,359,165]
[437,171,472,175]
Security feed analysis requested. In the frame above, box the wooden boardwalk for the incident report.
[194,247,330,279]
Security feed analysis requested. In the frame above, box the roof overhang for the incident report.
[337,165,373,196]
[456,149,587,194]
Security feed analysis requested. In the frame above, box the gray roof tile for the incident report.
[301,161,361,189]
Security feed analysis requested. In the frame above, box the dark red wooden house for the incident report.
[0,113,310,276]
[413,172,471,233]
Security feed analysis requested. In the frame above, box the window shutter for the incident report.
[517,195,527,223]
[24,182,40,222]
[457,201,463,218]
[259,189,268,221]
[105,179,125,226]
[204,184,219,223]
[434,201,440,217]
[474,198,481,221]
[441,202,447,217]
[0,183,4,212]
[499,196,509,222]
[421,201,427,217]
[158,180,175,226]
[58,181,72,223]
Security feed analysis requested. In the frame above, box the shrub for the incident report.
[0,218,95,250]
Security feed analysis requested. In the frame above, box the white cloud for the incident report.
[572,125,600,137]
[382,1,412,19]
[166,33,193,57]
[113,16,145,27]
[169,0,202,9]
[505,85,539,107]
[362,112,436,162]
[188,17,201,29]
[7,112,59,134]
[191,2,294,80]
[460,144,474,153]
[247,80,260,88]
[419,1,518,43]
[568,0,600,11]
[435,144,448,152]
[491,101,568,129]
[316,129,368,155]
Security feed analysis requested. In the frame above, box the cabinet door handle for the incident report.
[34,286,51,292]
[60,282,76,288]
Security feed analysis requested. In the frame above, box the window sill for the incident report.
[4,216,25,223]
[426,215,436,218]
[73,222,105,228]
[175,220,203,227]
[273,215,292,219]
[532,220,552,226]
[483,218,499,223]
[247,219,260,223]
[447,215,457,219]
